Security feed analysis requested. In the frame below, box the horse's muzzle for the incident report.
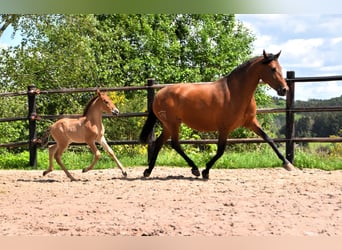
[277,87,288,96]
[112,108,120,116]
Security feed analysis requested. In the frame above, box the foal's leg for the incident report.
[82,141,101,173]
[54,143,78,181]
[43,143,58,177]
[99,136,127,177]
[202,132,228,179]
[248,122,295,171]
[143,130,170,177]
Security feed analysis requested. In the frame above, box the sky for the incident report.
[236,14,342,100]
[1,14,342,100]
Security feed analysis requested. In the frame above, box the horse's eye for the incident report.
[271,68,277,72]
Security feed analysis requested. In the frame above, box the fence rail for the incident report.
[0,71,341,167]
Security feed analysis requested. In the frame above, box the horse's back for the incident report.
[153,81,230,131]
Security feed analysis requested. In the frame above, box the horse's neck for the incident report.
[85,99,103,125]
[227,64,260,108]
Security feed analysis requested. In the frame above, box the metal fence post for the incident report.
[27,85,38,167]
[286,71,295,163]
[146,79,156,163]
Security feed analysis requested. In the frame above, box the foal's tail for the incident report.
[39,127,51,148]
[139,110,157,144]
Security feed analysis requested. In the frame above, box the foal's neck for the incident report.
[85,98,103,123]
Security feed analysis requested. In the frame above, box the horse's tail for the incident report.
[139,110,157,144]
[39,127,51,148]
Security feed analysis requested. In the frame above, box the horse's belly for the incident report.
[182,115,218,132]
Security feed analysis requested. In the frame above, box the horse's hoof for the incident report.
[191,168,200,177]
[122,171,128,178]
[82,168,88,173]
[143,169,151,178]
[202,169,209,179]
[283,162,296,171]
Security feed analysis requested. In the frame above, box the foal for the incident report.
[41,89,127,181]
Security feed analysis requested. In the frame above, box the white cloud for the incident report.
[238,14,342,100]
[0,42,8,50]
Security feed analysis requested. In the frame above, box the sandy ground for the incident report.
[0,167,341,236]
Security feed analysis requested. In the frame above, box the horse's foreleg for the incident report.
[250,123,296,171]
[82,142,100,173]
[100,137,127,177]
[202,133,228,179]
[43,144,57,177]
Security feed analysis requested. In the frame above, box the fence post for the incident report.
[286,71,295,163]
[146,79,156,163]
[27,85,38,167]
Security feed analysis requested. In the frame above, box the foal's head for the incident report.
[97,89,120,116]
[259,50,288,96]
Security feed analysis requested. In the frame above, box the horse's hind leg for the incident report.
[143,130,170,177]
[54,143,77,181]
[170,135,200,177]
[43,144,57,177]
[100,136,127,177]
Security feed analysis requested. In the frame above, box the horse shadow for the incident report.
[15,174,208,183]
[111,174,208,182]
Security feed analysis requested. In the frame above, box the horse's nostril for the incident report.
[277,87,287,96]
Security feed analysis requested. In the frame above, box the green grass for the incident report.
[0,143,341,171]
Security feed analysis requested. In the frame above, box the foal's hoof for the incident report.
[143,169,151,178]
[42,170,50,176]
[202,169,209,179]
[283,162,296,171]
[191,168,200,177]
[122,171,128,178]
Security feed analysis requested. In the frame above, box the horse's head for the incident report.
[259,50,288,96]
[97,89,120,116]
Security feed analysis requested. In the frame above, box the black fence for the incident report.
[0,71,341,167]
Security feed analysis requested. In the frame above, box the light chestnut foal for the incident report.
[41,89,127,181]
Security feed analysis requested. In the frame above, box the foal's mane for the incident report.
[82,95,99,116]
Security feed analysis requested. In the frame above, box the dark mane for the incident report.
[226,53,277,79]
[226,56,261,78]
[82,95,99,116]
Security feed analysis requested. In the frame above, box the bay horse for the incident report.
[140,50,295,179]
[41,89,127,181]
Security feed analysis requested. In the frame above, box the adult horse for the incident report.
[140,50,295,179]
[41,89,127,181]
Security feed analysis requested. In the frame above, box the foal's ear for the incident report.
[96,88,102,96]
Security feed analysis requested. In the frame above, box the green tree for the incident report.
[0,14,259,148]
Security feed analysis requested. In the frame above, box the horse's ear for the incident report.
[275,50,281,59]
[96,88,101,96]
[263,49,267,58]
